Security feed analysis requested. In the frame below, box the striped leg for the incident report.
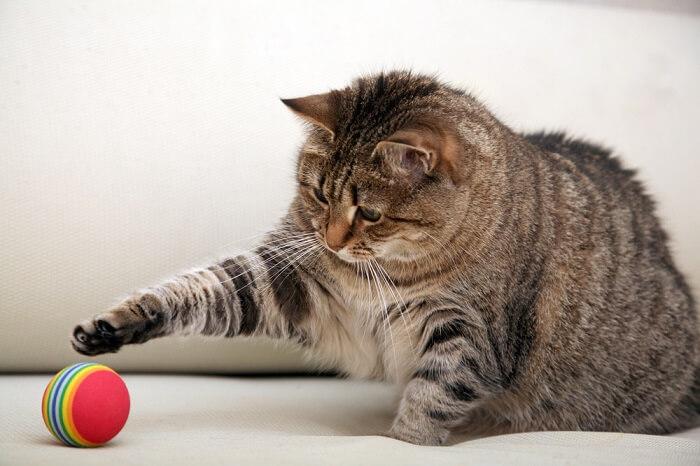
[72,243,321,356]
[388,307,502,445]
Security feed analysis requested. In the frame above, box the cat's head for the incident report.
[284,71,486,264]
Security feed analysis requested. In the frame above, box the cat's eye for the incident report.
[313,188,328,205]
[358,206,381,222]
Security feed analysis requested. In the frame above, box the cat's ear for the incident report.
[281,92,338,137]
[373,125,463,184]
[373,140,435,181]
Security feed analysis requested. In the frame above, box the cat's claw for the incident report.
[71,317,124,356]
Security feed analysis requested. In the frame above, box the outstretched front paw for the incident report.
[72,317,124,356]
[71,294,164,356]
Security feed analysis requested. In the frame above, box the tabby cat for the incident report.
[72,71,699,445]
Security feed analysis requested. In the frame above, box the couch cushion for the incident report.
[2,375,698,465]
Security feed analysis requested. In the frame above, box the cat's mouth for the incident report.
[325,243,377,263]
[337,250,374,263]
[315,232,376,262]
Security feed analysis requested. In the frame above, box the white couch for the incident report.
[1,1,699,464]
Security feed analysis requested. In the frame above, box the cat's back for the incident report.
[522,131,640,199]
[514,130,699,433]
[523,131,677,260]
[522,130,695,329]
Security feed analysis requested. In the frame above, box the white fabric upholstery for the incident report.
[1,375,698,465]
[1,0,699,373]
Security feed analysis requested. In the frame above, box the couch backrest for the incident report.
[1,1,698,372]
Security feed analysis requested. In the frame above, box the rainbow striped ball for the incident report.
[41,363,130,447]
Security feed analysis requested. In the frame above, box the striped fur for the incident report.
[73,71,699,445]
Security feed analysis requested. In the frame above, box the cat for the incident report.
[72,71,699,445]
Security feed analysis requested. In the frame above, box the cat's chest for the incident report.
[319,278,428,383]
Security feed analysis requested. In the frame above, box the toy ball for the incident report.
[41,362,130,447]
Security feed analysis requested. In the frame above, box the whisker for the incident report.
[216,229,313,253]
[255,243,323,297]
[213,235,319,289]
[367,259,399,382]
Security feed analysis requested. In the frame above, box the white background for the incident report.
[1,0,698,371]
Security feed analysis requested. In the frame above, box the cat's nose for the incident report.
[325,218,351,252]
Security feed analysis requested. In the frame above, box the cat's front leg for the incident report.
[387,307,501,445]
[72,242,322,355]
